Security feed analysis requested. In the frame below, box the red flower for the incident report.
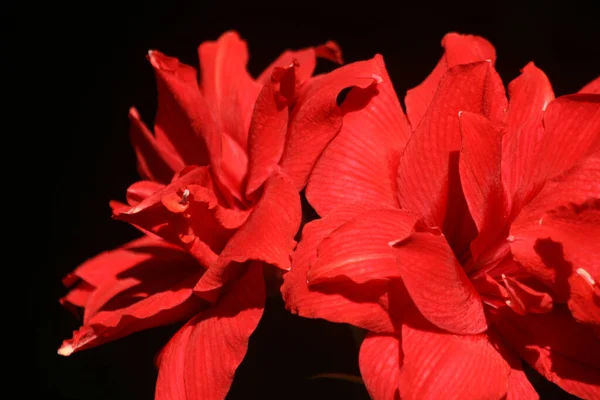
[282,33,600,399]
[60,31,383,399]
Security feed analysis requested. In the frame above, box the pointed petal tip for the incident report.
[57,344,74,357]
[128,106,140,119]
[315,41,344,64]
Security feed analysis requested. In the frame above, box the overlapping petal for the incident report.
[197,31,262,153]
[58,237,203,355]
[510,154,600,323]
[194,171,301,298]
[359,334,402,400]
[458,111,507,259]
[489,306,600,399]
[282,204,398,333]
[397,61,507,257]
[155,266,264,400]
[399,323,510,400]
[501,63,554,210]
[279,56,385,190]
[405,33,497,129]
[391,231,487,335]
[306,55,411,216]
[308,208,417,285]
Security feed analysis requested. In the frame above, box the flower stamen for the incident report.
[576,268,595,287]
[180,189,190,205]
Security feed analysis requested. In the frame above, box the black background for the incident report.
[18,0,598,399]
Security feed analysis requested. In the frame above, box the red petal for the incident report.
[60,281,94,316]
[149,50,242,205]
[501,64,554,210]
[458,111,507,259]
[489,306,600,399]
[257,41,343,85]
[148,50,212,167]
[308,208,417,285]
[128,107,183,183]
[397,61,507,257]
[279,56,384,190]
[579,77,600,94]
[510,155,600,323]
[537,94,600,182]
[281,204,398,333]
[391,231,488,334]
[306,55,411,216]
[126,180,165,206]
[155,266,264,400]
[245,65,294,197]
[197,31,262,153]
[64,236,182,289]
[399,324,510,400]
[405,33,496,129]
[58,238,202,355]
[114,168,242,266]
[359,334,402,400]
[501,274,553,315]
[194,172,301,297]
[507,362,539,400]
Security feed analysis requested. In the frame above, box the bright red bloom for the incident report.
[60,31,383,399]
[282,33,600,399]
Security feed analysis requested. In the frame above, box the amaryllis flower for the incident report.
[282,33,600,399]
[59,31,383,399]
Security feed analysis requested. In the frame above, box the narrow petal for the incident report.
[155,266,265,400]
[391,231,488,335]
[194,171,301,297]
[279,56,384,190]
[306,55,411,216]
[501,274,553,315]
[244,65,294,197]
[257,41,343,85]
[510,155,600,323]
[489,306,600,400]
[579,76,600,94]
[501,63,554,210]
[458,111,507,258]
[128,107,183,183]
[281,204,398,333]
[397,61,507,257]
[149,50,213,168]
[58,239,203,355]
[308,208,417,285]
[359,334,402,400]
[405,33,496,129]
[399,324,510,400]
[149,50,242,204]
[197,31,262,151]
[63,236,183,290]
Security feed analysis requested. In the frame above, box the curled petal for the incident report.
[306,55,411,216]
[280,56,385,190]
[282,204,398,333]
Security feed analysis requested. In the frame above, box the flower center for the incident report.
[467,239,512,281]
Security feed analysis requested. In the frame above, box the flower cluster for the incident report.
[60,31,599,399]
